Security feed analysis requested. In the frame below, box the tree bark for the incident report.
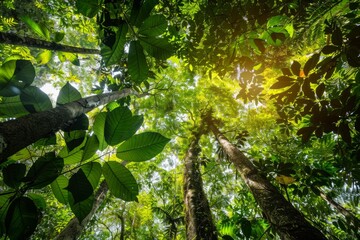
[0,88,133,162]
[207,121,327,240]
[54,180,108,240]
[319,189,360,230]
[0,32,100,54]
[183,132,218,240]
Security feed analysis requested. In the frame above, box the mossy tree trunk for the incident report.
[183,130,218,240]
[207,120,326,240]
[0,88,133,162]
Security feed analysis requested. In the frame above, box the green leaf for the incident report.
[0,193,13,236]
[270,76,295,89]
[20,86,52,113]
[93,112,108,151]
[37,50,52,65]
[82,135,99,161]
[2,163,26,188]
[51,175,69,204]
[139,14,167,36]
[81,162,102,189]
[103,161,139,201]
[27,193,46,211]
[21,16,50,39]
[0,60,35,97]
[331,27,343,46]
[241,219,252,239]
[101,23,128,66]
[54,32,65,42]
[290,61,301,76]
[67,169,93,204]
[105,106,144,146]
[12,60,35,87]
[322,45,339,54]
[24,152,64,189]
[64,130,86,152]
[5,197,39,240]
[69,194,94,222]
[128,41,149,83]
[139,37,174,60]
[0,60,15,83]
[303,53,320,76]
[267,15,288,28]
[116,132,170,162]
[133,0,159,27]
[57,82,82,105]
[76,0,100,18]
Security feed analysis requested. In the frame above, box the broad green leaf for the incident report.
[21,16,50,39]
[23,152,64,189]
[103,161,138,201]
[51,175,69,204]
[105,106,144,146]
[93,112,108,151]
[64,130,86,152]
[0,85,21,97]
[2,163,26,188]
[139,37,174,60]
[81,162,102,189]
[133,0,159,27]
[241,219,252,239]
[12,60,35,87]
[101,24,128,66]
[63,149,84,165]
[69,194,94,222]
[128,41,148,83]
[37,50,52,65]
[5,197,39,240]
[66,169,93,204]
[139,14,167,36]
[267,15,288,28]
[20,86,52,113]
[304,53,320,76]
[54,32,65,42]
[82,135,99,161]
[76,0,100,18]
[27,193,46,211]
[0,60,15,84]
[0,193,13,236]
[0,96,29,117]
[57,82,81,105]
[116,132,170,162]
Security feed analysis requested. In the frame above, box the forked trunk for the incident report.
[183,132,218,240]
[207,121,326,240]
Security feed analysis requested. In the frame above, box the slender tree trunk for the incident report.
[54,180,108,240]
[183,131,218,240]
[206,120,327,240]
[319,189,360,229]
[0,88,133,162]
[0,32,100,54]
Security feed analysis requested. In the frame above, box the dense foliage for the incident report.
[0,0,359,239]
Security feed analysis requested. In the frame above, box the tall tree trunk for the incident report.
[319,189,360,229]
[0,88,133,162]
[183,131,218,240]
[0,32,100,54]
[206,120,327,240]
[54,180,108,240]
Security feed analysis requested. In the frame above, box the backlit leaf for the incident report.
[128,41,148,83]
[116,132,170,162]
[57,82,82,105]
[103,161,138,201]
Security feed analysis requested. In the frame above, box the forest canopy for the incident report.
[0,0,359,239]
